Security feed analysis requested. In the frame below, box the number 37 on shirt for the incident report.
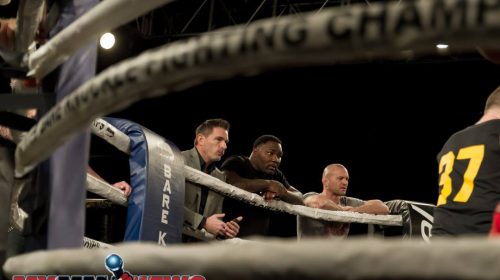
[437,145,484,206]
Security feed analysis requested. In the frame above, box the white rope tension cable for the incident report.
[185,166,402,226]
[86,174,127,206]
[15,0,45,54]
[5,238,500,279]
[82,236,114,249]
[91,118,131,154]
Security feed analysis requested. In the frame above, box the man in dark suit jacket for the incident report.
[182,119,242,240]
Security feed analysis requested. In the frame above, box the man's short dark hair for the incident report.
[194,119,230,144]
[253,134,282,148]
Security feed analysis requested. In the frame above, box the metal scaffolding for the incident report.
[135,0,392,41]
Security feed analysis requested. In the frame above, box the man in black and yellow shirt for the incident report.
[432,86,500,236]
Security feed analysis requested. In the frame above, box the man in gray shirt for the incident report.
[299,164,389,238]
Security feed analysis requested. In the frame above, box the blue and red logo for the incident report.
[105,254,130,280]
[12,253,206,280]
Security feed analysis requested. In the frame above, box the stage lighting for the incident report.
[100,33,116,50]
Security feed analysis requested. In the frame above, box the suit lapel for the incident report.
[186,148,203,211]
[186,148,202,170]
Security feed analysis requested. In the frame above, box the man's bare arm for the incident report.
[304,194,347,211]
[0,18,16,51]
[280,185,304,205]
[348,200,389,215]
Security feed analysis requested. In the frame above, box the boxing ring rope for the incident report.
[90,118,401,226]
[86,174,127,207]
[0,0,44,66]
[82,237,114,249]
[14,0,500,178]
[186,166,402,225]
[3,1,497,278]
[14,0,45,56]
[5,238,500,279]
[91,119,130,154]
[26,0,176,78]
[86,118,130,206]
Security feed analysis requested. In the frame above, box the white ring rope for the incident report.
[86,174,127,206]
[90,118,401,226]
[82,236,114,249]
[182,226,254,243]
[27,0,176,78]
[0,0,44,65]
[185,166,402,226]
[87,118,129,205]
[14,0,500,177]
[15,0,45,56]
[91,118,130,154]
[5,238,500,279]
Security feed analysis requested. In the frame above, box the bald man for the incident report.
[300,164,388,238]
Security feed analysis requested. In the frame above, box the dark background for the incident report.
[2,0,500,238]
[106,60,500,205]
[104,59,500,238]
